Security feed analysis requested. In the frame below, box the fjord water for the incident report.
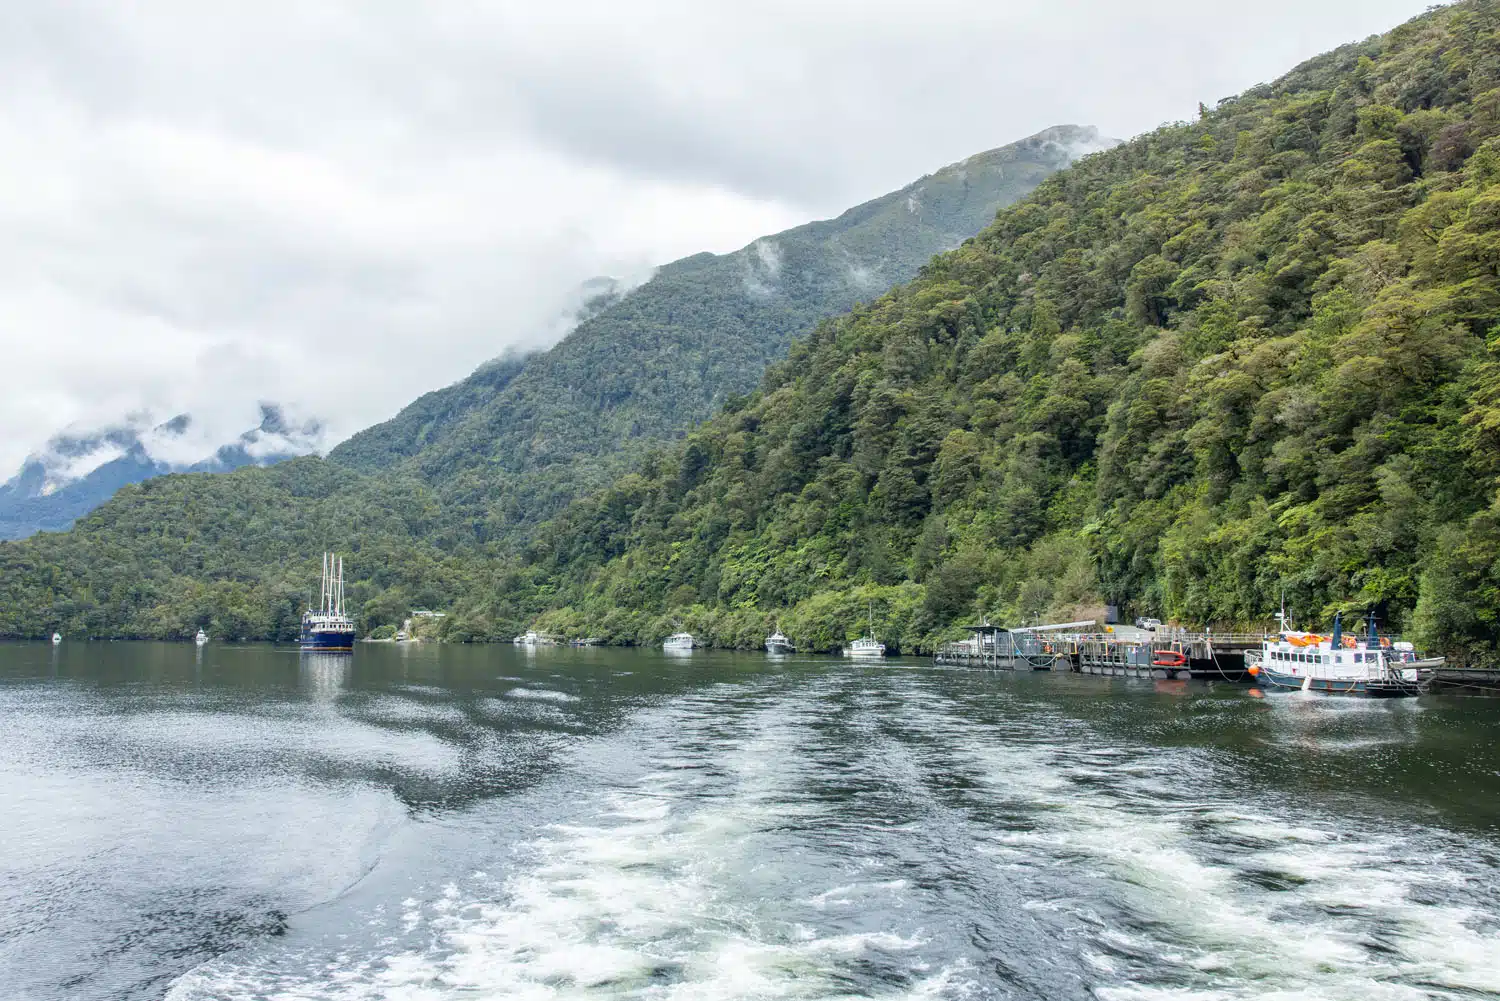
[3,644,1500,1001]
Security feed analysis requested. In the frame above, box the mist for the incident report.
[0,0,1438,475]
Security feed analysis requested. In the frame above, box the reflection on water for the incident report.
[298,652,350,701]
[1,642,1498,1001]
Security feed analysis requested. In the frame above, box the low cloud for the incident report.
[0,0,1435,474]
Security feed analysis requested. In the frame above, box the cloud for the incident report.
[0,0,1437,475]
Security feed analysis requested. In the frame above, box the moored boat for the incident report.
[843,601,886,659]
[1246,611,1439,697]
[51,632,61,645]
[195,629,208,646]
[663,631,695,653]
[300,553,356,652]
[765,625,794,655]
[844,636,886,659]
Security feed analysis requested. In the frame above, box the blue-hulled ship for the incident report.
[301,552,356,652]
[1246,611,1441,697]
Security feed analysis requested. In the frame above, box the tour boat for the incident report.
[195,629,208,646]
[300,553,356,652]
[51,632,61,645]
[765,626,794,655]
[663,631,695,653]
[1246,611,1439,697]
[513,630,544,646]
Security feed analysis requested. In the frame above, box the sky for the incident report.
[0,0,1441,475]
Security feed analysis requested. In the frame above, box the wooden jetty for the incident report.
[1432,665,1500,695]
[938,623,1497,692]
[936,622,1260,681]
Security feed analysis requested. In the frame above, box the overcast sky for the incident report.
[0,0,1438,474]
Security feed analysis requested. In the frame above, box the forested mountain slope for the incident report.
[0,405,324,541]
[461,1,1500,664]
[327,127,1109,539]
[0,129,1100,639]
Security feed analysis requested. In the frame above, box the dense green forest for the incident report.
[0,128,1090,641]
[449,1,1500,663]
[326,128,1096,542]
[5,4,1500,668]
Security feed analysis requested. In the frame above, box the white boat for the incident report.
[513,630,544,646]
[663,631,695,653]
[1246,611,1439,697]
[195,629,208,646]
[765,627,794,655]
[843,601,886,659]
[51,632,61,645]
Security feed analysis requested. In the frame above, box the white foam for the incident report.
[504,687,579,703]
[168,682,960,1001]
[938,701,1500,1001]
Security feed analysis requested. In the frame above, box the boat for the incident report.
[51,632,61,645]
[195,629,208,646]
[843,602,886,659]
[663,631,695,653]
[1246,611,1439,697]
[300,552,356,652]
[513,630,544,646]
[765,625,794,655]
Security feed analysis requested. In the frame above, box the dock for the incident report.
[935,623,1259,680]
[936,622,1498,692]
[1432,666,1500,694]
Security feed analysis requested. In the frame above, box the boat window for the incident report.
[1354,653,1362,663]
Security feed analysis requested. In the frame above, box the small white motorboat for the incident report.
[663,632,695,653]
[195,629,208,646]
[51,632,62,645]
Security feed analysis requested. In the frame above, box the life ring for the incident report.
[1152,650,1188,667]
[1379,637,1391,648]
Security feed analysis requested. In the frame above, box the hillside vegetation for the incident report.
[458,1,1500,664]
[6,4,1500,667]
[327,128,1099,540]
[0,130,1093,639]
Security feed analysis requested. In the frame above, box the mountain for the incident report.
[0,405,325,540]
[329,126,1114,540]
[442,1,1500,665]
[16,0,1500,670]
[0,125,1105,639]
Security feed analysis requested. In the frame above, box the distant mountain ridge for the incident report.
[331,125,1117,539]
[0,404,324,539]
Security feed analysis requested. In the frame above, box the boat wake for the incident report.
[166,671,1500,1001]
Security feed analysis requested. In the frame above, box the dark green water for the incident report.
[3,640,1500,1000]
